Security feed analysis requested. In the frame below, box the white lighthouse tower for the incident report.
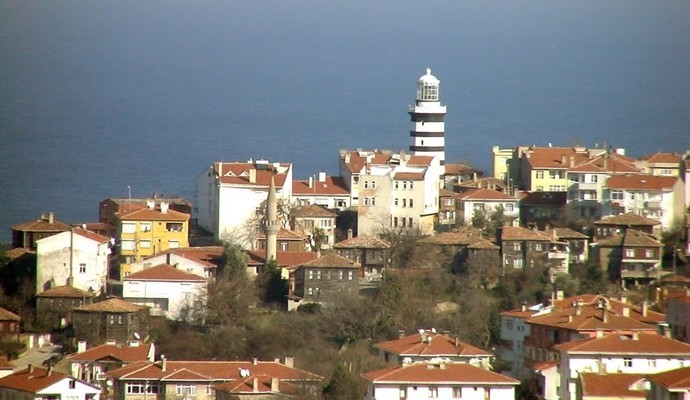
[409,68,447,173]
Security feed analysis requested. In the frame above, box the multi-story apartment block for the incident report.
[491,146,513,182]
[36,286,96,329]
[603,174,684,230]
[593,229,665,285]
[339,149,442,235]
[290,253,359,310]
[99,197,192,237]
[67,341,155,389]
[518,146,588,192]
[457,188,519,225]
[291,204,337,249]
[292,172,350,211]
[195,159,293,241]
[35,227,111,295]
[116,201,190,279]
[637,152,683,176]
[566,152,640,219]
[437,189,462,229]
[593,213,660,240]
[499,226,569,277]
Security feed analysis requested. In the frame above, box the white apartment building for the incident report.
[36,228,111,296]
[347,150,441,236]
[195,159,293,243]
[499,303,547,377]
[128,250,217,279]
[457,188,519,225]
[556,333,690,400]
[292,172,350,211]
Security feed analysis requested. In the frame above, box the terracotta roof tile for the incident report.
[375,332,492,358]
[580,373,648,398]
[363,362,518,385]
[595,229,661,247]
[641,152,683,164]
[648,365,690,389]
[167,246,224,264]
[524,147,577,169]
[341,150,393,173]
[246,250,319,268]
[418,229,484,246]
[467,239,500,250]
[67,343,153,363]
[501,226,552,241]
[214,374,298,395]
[406,155,435,166]
[11,216,71,232]
[4,248,34,260]
[548,227,589,239]
[456,177,507,191]
[256,228,307,241]
[0,366,95,393]
[443,163,479,175]
[75,298,148,313]
[569,153,640,174]
[528,304,658,332]
[37,285,95,299]
[554,333,690,354]
[119,208,190,222]
[595,213,660,226]
[393,171,425,181]
[333,236,391,249]
[292,176,349,196]
[214,162,291,188]
[292,204,337,218]
[532,360,559,372]
[124,264,206,282]
[0,307,20,321]
[301,253,358,268]
[458,188,516,201]
[72,228,110,243]
[552,294,665,325]
[605,174,677,191]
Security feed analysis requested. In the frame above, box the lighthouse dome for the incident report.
[416,68,440,101]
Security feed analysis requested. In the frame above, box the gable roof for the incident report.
[37,285,95,299]
[67,343,153,363]
[363,362,518,385]
[292,204,337,218]
[418,228,484,246]
[527,304,658,332]
[641,152,683,164]
[569,153,640,174]
[606,174,677,191]
[124,264,206,282]
[0,307,20,321]
[554,333,690,355]
[467,239,500,250]
[500,226,552,242]
[648,365,690,389]
[118,208,190,222]
[74,298,148,313]
[333,236,391,249]
[595,213,661,227]
[548,227,589,240]
[214,374,298,395]
[374,332,492,358]
[552,294,665,325]
[524,147,577,169]
[340,150,393,173]
[0,366,98,393]
[214,161,291,188]
[301,253,358,268]
[256,229,307,241]
[580,373,648,398]
[11,214,71,232]
[458,188,516,201]
[107,360,321,382]
[246,251,319,268]
[292,176,349,196]
[595,229,661,247]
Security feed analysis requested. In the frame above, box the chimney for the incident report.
[318,172,326,182]
[561,155,567,165]
[271,376,279,392]
[622,307,630,317]
[632,332,639,340]
[308,177,313,188]
[347,229,353,239]
[398,330,406,339]
[345,153,351,164]
[249,168,256,183]
[620,295,627,304]
[252,377,258,392]
[29,364,34,373]
[663,325,672,338]
[160,201,169,214]
[595,329,604,338]
[641,301,648,317]
[283,356,294,368]
[77,341,87,353]
[252,357,258,365]
[161,355,167,372]
[575,302,582,316]
[556,290,564,301]
[602,308,608,323]
[48,212,54,224]
[454,337,459,347]
[521,302,527,312]
[568,315,573,323]
[48,366,53,376]
[569,156,575,168]
[106,340,116,346]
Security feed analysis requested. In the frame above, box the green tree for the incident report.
[220,241,249,279]
[323,364,363,400]
[256,258,287,306]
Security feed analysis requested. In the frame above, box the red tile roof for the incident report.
[37,285,95,299]
[532,360,559,372]
[519,191,567,206]
[406,155,435,166]
[524,147,578,169]
[75,298,148,313]
[595,229,661,247]
[548,227,589,239]
[341,150,393,173]
[569,153,640,174]
[72,227,110,243]
[167,246,224,265]
[256,229,307,241]
[11,216,71,232]
[467,239,500,250]
[0,307,20,321]
[118,208,190,222]
[292,204,337,218]
[393,171,425,181]
[458,188,516,201]
[363,362,518,385]
[292,176,349,196]
[606,174,677,191]
[0,366,96,393]
[247,250,319,268]
[333,236,391,249]
[594,213,660,227]
[554,333,690,355]
[552,295,665,325]
[301,253,358,268]
[375,332,492,358]
[67,343,153,363]
[214,375,298,395]
[107,360,321,382]
[580,373,648,398]
[641,152,683,164]
[124,264,206,282]
[418,229,484,246]
[444,163,479,175]
[214,162,291,187]
[648,365,690,389]
[501,226,552,241]
[528,304,658,332]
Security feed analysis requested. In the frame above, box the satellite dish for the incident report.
[106,380,113,387]
[133,332,140,340]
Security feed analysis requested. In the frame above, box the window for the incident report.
[121,240,135,251]
[645,249,654,258]
[308,287,313,295]
[338,271,344,280]
[549,170,564,179]
[348,271,354,280]
[512,242,521,251]
[505,203,514,211]
[69,379,76,389]
[611,190,624,200]
[507,319,514,330]
[590,175,598,183]
[513,259,524,268]
[403,199,407,207]
[648,359,656,367]
[280,242,288,251]
[409,181,414,189]
[409,199,414,208]
[308,270,314,280]
[168,240,180,249]
[363,198,369,207]
[534,243,545,252]
[371,197,376,207]
[140,240,151,249]
[394,181,399,189]
[536,171,544,179]
[428,387,438,398]
[364,181,369,189]
[321,219,331,228]
[625,249,635,258]
[316,270,322,280]
[403,181,408,189]
[79,263,86,273]
[408,218,413,227]
[176,384,196,396]
[122,223,136,233]
[400,387,407,398]
[140,222,151,232]
[536,186,544,192]
[393,216,399,227]
[166,222,183,232]
[394,198,399,207]
[371,181,377,189]
[623,358,632,367]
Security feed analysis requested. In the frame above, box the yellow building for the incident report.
[520,147,589,192]
[492,146,513,181]
[117,201,189,279]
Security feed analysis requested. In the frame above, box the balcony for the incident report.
[645,201,661,209]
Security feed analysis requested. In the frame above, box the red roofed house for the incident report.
[106,357,321,400]
[11,212,71,250]
[289,253,360,311]
[578,373,648,400]
[603,174,684,231]
[72,298,150,346]
[99,197,192,237]
[123,264,207,321]
[195,159,293,243]
[374,329,493,369]
[555,332,690,400]
[292,172,350,211]
[517,146,592,192]
[214,374,300,399]
[128,247,221,280]
[647,365,690,399]
[0,365,100,400]
[291,204,337,250]
[457,188,519,226]
[67,341,155,389]
[637,152,683,177]
[35,227,111,295]
[362,361,518,400]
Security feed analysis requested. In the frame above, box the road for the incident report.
[11,344,63,371]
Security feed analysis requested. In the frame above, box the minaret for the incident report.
[409,68,447,172]
[264,175,278,264]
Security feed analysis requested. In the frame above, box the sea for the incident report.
[1,0,690,243]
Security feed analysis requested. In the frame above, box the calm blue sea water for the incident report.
[1,0,690,242]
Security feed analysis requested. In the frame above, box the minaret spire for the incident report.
[264,174,278,264]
